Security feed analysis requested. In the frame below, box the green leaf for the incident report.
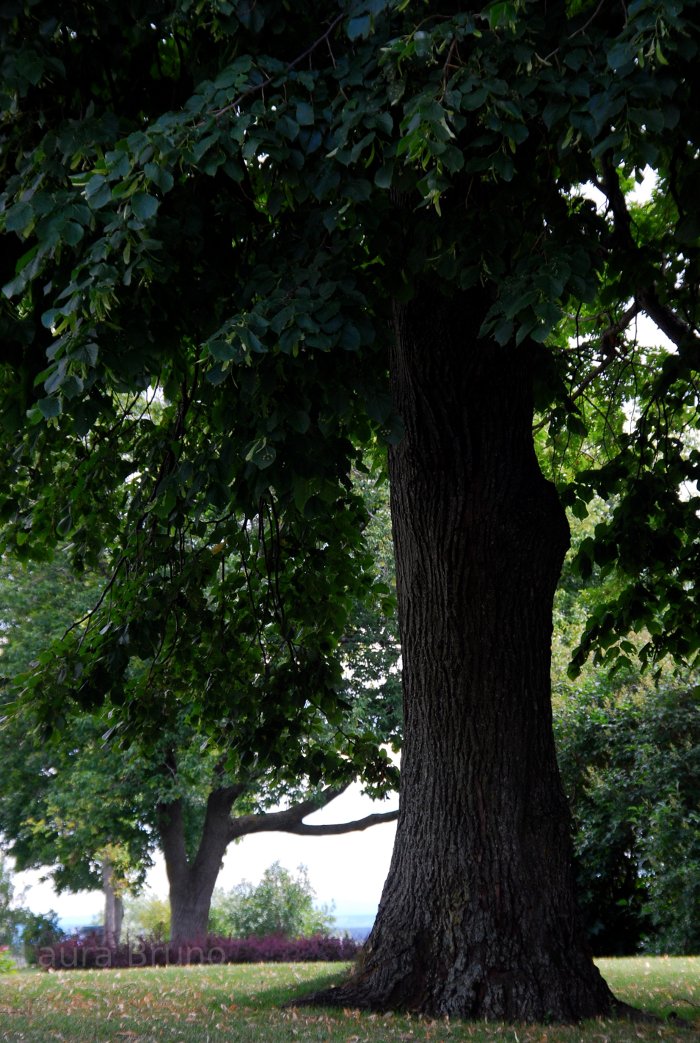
[44,359,68,394]
[144,162,174,194]
[41,309,59,329]
[207,340,237,362]
[607,40,634,70]
[130,193,159,221]
[245,438,277,469]
[37,396,61,419]
[84,174,107,200]
[5,202,34,233]
[347,14,371,40]
[486,2,517,30]
[374,163,394,189]
[296,101,315,126]
[61,374,84,399]
[340,324,361,351]
[62,221,84,246]
[288,410,310,434]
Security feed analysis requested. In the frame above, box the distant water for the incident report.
[334,924,372,942]
[61,919,375,942]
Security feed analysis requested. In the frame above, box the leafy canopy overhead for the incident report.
[1,0,699,713]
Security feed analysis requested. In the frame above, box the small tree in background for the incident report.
[209,863,334,940]
[122,890,171,941]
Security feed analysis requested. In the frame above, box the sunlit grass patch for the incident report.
[597,955,699,1020]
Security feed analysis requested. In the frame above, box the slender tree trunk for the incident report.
[158,788,237,945]
[309,287,617,1020]
[102,855,123,948]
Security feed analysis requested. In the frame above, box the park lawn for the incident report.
[0,956,697,1042]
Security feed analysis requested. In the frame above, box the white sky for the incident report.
[12,782,399,928]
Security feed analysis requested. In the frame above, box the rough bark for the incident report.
[303,287,618,1021]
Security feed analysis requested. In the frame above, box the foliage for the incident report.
[123,889,171,941]
[0,550,154,894]
[555,680,700,956]
[0,958,697,1041]
[208,862,335,940]
[0,553,101,683]
[20,909,64,964]
[38,931,360,970]
[1,0,698,744]
[0,943,17,972]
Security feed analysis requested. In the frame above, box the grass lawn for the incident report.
[0,956,697,1042]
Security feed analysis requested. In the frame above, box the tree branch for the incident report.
[211,14,344,120]
[156,798,189,885]
[637,287,700,361]
[273,808,399,836]
[597,154,700,364]
[227,784,398,841]
[571,301,641,401]
[541,0,607,65]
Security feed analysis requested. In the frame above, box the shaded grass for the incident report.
[0,956,697,1042]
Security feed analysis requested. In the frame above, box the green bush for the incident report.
[20,910,64,964]
[209,863,334,939]
[555,681,700,955]
[123,891,170,940]
[0,944,17,973]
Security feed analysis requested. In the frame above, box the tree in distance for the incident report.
[0,513,400,945]
[1,0,699,1022]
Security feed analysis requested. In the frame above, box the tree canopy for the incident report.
[1,1,698,683]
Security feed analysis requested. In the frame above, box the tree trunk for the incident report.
[308,287,617,1020]
[102,855,123,948]
[158,788,237,945]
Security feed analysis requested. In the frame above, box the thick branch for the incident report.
[597,154,700,365]
[637,287,700,360]
[190,784,247,878]
[271,809,399,836]
[156,798,189,887]
[227,784,398,840]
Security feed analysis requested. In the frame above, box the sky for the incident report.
[12,782,399,929]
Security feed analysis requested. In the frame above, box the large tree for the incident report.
[2,0,699,1021]
[0,545,399,945]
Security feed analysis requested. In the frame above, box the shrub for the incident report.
[123,891,170,940]
[38,931,361,970]
[20,910,64,964]
[209,862,335,939]
[554,682,700,955]
[0,944,17,973]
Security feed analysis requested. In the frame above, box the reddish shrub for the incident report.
[38,932,361,970]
